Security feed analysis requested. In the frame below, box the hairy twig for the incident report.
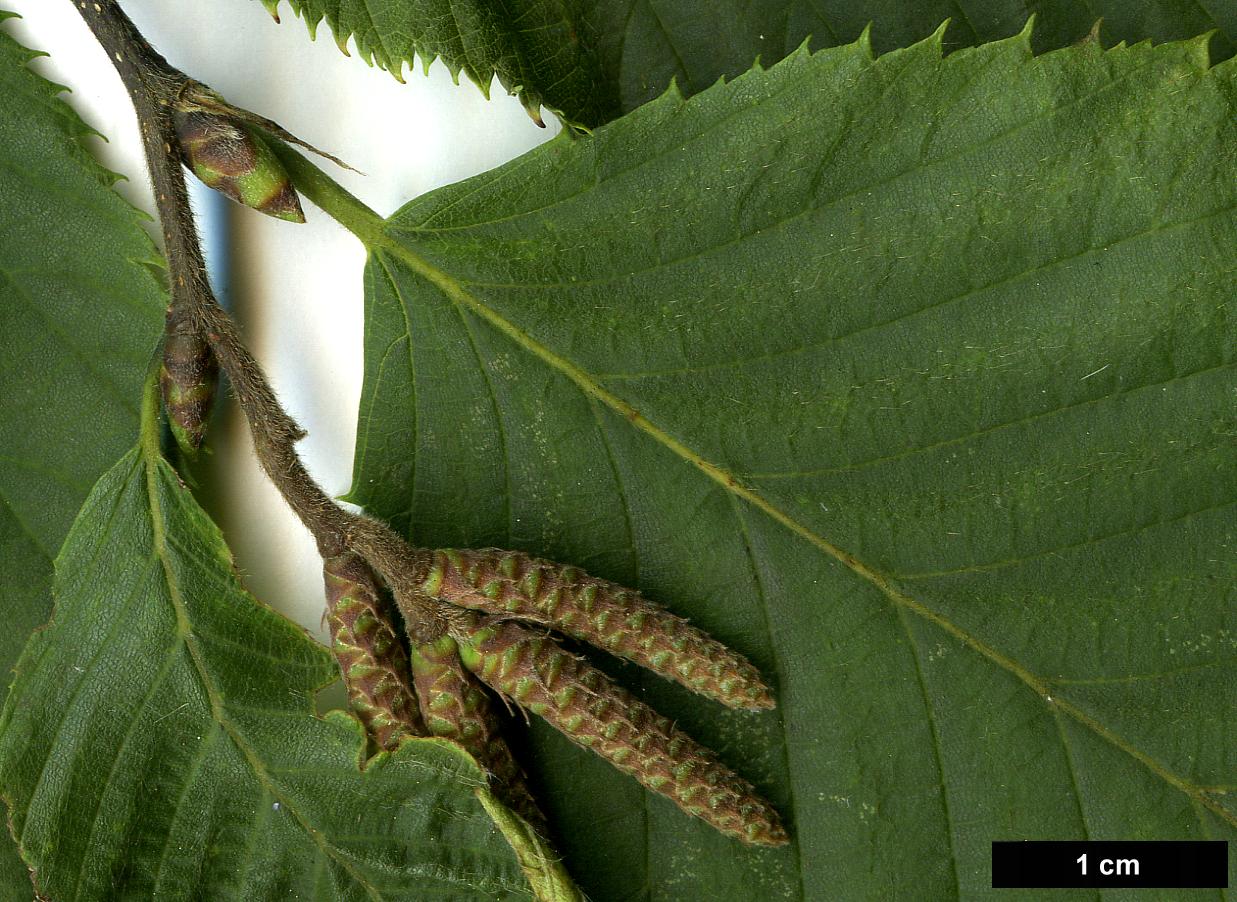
[75,0,786,847]
[73,1,446,642]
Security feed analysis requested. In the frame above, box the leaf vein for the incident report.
[896,498,1235,579]
[895,606,962,900]
[69,641,185,899]
[745,359,1235,481]
[730,496,804,901]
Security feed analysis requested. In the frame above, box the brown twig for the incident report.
[73,0,446,642]
[72,2,786,850]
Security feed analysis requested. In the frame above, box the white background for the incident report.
[4,0,558,637]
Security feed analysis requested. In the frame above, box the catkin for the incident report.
[410,635,547,833]
[323,552,425,750]
[453,615,787,847]
[421,549,774,711]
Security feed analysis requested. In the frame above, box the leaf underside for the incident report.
[0,14,164,893]
[583,0,1237,113]
[349,30,1237,900]
[0,447,537,901]
[256,0,1236,125]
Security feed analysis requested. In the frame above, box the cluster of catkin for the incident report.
[324,547,787,847]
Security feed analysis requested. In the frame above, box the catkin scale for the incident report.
[173,109,304,222]
[421,549,774,711]
[410,635,547,833]
[323,552,425,750]
[454,615,788,847]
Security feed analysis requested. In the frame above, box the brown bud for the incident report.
[174,109,304,222]
[454,616,788,847]
[410,634,547,834]
[159,310,217,454]
[323,552,425,750]
[422,549,774,710]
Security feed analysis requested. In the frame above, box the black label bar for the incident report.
[992,841,1228,888]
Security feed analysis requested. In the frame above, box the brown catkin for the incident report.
[159,310,217,454]
[453,615,788,847]
[323,552,425,751]
[410,635,547,834]
[421,549,774,711]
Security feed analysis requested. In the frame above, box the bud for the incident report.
[159,312,217,454]
[173,108,305,222]
[323,552,425,751]
[421,549,774,711]
[454,616,788,847]
[410,635,547,833]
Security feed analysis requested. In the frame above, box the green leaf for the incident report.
[0,435,543,900]
[258,0,611,126]
[0,13,163,701]
[583,0,1237,113]
[257,0,1234,125]
[338,31,1236,899]
[0,14,164,892]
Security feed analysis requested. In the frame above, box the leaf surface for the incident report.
[345,31,1237,900]
[0,13,162,705]
[583,0,1237,112]
[0,440,540,900]
[0,15,165,891]
[257,0,1235,124]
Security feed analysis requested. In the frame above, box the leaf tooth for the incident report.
[333,28,351,58]
[323,552,425,750]
[456,617,788,846]
[427,549,775,710]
